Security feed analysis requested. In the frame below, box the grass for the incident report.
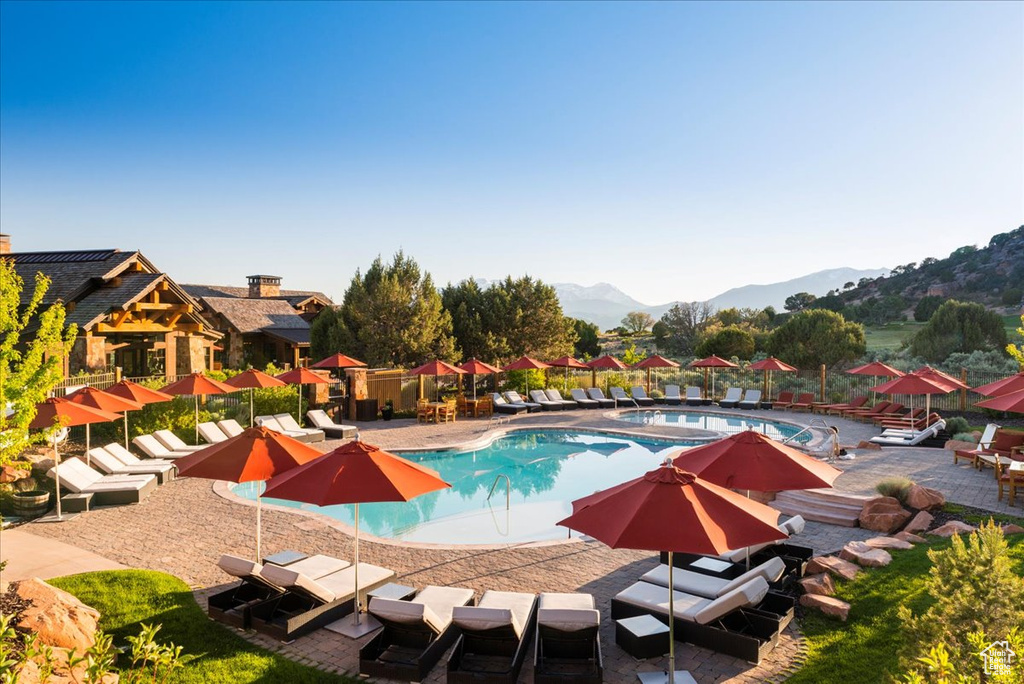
[863,315,1020,354]
[50,570,355,684]
[787,518,1024,684]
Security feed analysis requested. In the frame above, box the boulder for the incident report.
[798,573,836,596]
[14,578,100,652]
[930,521,977,538]
[905,485,945,511]
[805,555,861,581]
[895,531,928,544]
[840,541,893,567]
[799,594,850,621]
[0,465,30,484]
[864,536,913,550]
[944,439,977,452]
[859,496,912,533]
[856,440,882,451]
[1002,524,1024,535]
[904,511,934,534]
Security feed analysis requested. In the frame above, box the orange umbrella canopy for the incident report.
[689,355,738,369]
[106,379,173,405]
[28,397,122,429]
[408,360,468,376]
[547,355,590,369]
[973,371,1024,397]
[749,357,798,372]
[976,387,1024,414]
[311,353,367,369]
[503,356,552,371]
[632,354,681,369]
[458,358,502,374]
[276,367,332,385]
[225,369,287,389]
[65,386,143,413]
[175,426,322,483]
[162,372,235,396]
[587,355,627,370]
[560,460,785,554]
[847,361,904,377]
[673,431,841,492]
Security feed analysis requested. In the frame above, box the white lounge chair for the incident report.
[448,591,537,682]
[306,410,358,439]
[609,386,638,408]
[737,389,762,410]
[569,388,600,409]
[870,420,946,446]
[685,386,704,406]
[529,390,563,411]
[217,419,245,438]
[153,429,205,452]
[504,391,541,412]
[133,434,192,459]
[718,387,743,408]
[198,421,230,444]
[255,415,308,440]
[87,447,176,484]
[273,413,326,442]
[664,385,682,405]
[545,389,578,409]
[630,386,655,406]
[48,458,157,505]
[103,442,175,468]
[586,388,616,408]
[641,557,785,599]
[535,593,603,682]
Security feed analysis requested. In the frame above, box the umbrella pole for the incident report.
[195,396,200,444]
[354,502,361,624]
[256,492,262,561]
[668,551,676,684]
[124,413,129,451]
[85,424,91,466]
[298,386,302,423]
[54,441,62,520]
[250,388,255,427]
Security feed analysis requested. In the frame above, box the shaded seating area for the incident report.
[447,590,538,684]
[534,592,602,684]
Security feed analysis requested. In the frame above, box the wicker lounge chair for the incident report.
[737,390,762,410]
[641,557,786,600]
[87,447,176,484]
[585,388,616,408]
[718,387,743,409]
[306,409,358,439]
[447,591,538,684]
[198,421,230,444]
[133,434,192,459]
[685,386,703,406]
[208,554,287,629]
[534,593,602,684]
[48,458,157,505]
[153,429,205,452]
[609,386,638,408]
[361,585,476,682]
[492,393,528,415]
[504,391,542,413]
[664,385,682,405]
[545,389,578,410]
[629,387,655,407]
[274,413,326,442]
[529,390,564,411]
[569,389,600,409]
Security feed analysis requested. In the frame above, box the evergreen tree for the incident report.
[766,309,865,368]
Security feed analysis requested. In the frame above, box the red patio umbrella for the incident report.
[28,398,122,520]
[311,353,367,371]
[872,372,954,429]
[64,387,143,465]
[975,387,1024,414]
[690,355,738,400]
[263,440,451,637]
[225,369,287,427]
[276,367,331,422]
[409,359,468,401]
[749,357,798,403]
[503,356,551,397]
[913,366,970,391]
[587,355,627,393]
[633,355,681,394]
[546,355,590,392]
[162,372,237,444]
[106,380,174,450]
[846,361,904,377]
[973,371,1024,398]
[558,459,785,684]
[457,358,501,400]
[175,426,322,559]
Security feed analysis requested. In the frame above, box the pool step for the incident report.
[772,489,874,528]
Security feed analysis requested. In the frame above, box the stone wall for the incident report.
[69,335,106,373]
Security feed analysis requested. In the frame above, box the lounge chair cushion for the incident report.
[537,592,599,631]
[259,565,335,603]
[452,590,534,637]
[371,597,449,635]
[694,577,768,624]
[781,515,805,535]
[993,431,1024,453]
[218,554,262,579]
[316,562,394,596]
[641,557,784,599]
[615,576,768,625]
[198,422,228,444]
[218,419,245,437]
[283,554,350,579]
[154,430,202,451]
[413,585,476,624]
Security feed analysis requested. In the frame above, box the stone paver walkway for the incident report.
[19,406,1021,683]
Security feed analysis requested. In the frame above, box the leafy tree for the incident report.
[651,320,669,349]
[572,318,601,359]
[1001,287,1022,306]
[1,259,77,465]
[621,311,655,335]
[908,300,1008,363]
[1007,314,1024,368]
[657,301,715,356]
[913,296,945,323]
[313,252,456,368]
[843,281,855,290]
[766,309,866,368]
[621,343,647,366]
[858,277,874,288]
[763,306,777,323]
[694,326,755,360]
[784,292,817,312]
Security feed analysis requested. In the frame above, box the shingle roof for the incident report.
[198,296,310,334]
[67,272,164,329]
[8,249,138,306]
[181,283,332,306]
[261,328,311,346]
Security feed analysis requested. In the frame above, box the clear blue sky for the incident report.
[2,1,1021,304]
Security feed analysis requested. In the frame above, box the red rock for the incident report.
[864,536,913,550]
[1002,524,1024,535]
[904,511,934,534]
[856,440,882,451]
[798,573,836,596]
[0,465,30,483]
[859,496,912,533]
[905,485,945,511]
[930,521,977,537]
[805,555,861,581]
[895,531,928,544]
[799,594,850,621]
[840,541,893,567]
[14,578,100,652]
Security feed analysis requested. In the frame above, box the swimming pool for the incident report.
[613,410,809,443]
[232,430,701,545]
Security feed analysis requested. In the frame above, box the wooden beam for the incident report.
[129,302,190,312]
[95,321,174,333]
[163,311,183,327]
[111,309,133,328]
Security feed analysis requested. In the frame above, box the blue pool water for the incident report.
[233,430,701,545]
[614,410,809,444]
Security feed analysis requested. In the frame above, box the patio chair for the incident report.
[447,590,538,684]
[198,421,230,444]
[208,554,287,629]
[869,420,946,446]
[569,388,600,409]
[974,429,1024,472]
[953,423,999,466]
[718,387,743,408]
[816,395,868,415]
[475,395,494,417]
[153,429,205,452]
[857,403,905,423]
[216,419,245,438]
[87,447,176,484]
[417,398,434,423]
[529,390,564,411]
[629,387,655,407]
[585,388,616,408]
[737,389,762,410]
[996,458,1023,506]
[250,558,394,641]
[839,401,891,419]
[274,413,326,442]
[641,556,786,600]
[103,442,176,468]
[491,394,527,415]
[48,458,157,505]
[773,391,795,408]
[504,391,542,412]
[437,399,458,423]
[664,385,682,406]
[611,576,777,664]
[534,592,602,684]
[545,389,578,410]
[685,386,704,406]
[306,409,359,439]
[787,393,816,412]
[133,434,192,459]
[361,584,476,682]
[608,387,638,408]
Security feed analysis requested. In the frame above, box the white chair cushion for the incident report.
[539,592,594,610]
[370,597,448,635]
[285,554,350,580]
[720,557,785,595]
[537,592,599,631]
[692,577,768,625]
[315,563,394,597]
[218,554,261,579]
[614,581,708,622]
[258,565,334,603]
[274,413,303,431]
[452,606,518,636]
[218,419,244,437]
[198,422,228,444]
[641,565,728,599]
[471,590,535,637]
[412,585,476,625]
[781,515,805,535]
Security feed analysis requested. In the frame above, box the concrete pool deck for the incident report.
[18,406,1022,683]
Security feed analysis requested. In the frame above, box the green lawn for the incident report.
[787,521,1024,684]
[50,570,355,684]
[863,314,1020,354]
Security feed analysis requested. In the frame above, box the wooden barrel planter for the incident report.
[12,490,51,519]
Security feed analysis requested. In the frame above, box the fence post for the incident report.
[418,375,424,401]
[820,365,826,401]
[960,368,968,412]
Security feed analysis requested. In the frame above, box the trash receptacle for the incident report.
[356,398,379,421]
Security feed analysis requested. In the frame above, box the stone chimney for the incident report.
[247,274,282,299]
[0,234,9,255]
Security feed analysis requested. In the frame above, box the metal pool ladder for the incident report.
[487,474,510,510]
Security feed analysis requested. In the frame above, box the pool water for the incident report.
[614,410,809,443]
[233,430,699,545]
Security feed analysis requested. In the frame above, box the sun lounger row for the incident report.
[492,387,659,415]
[47,456,159,506]
[255,414,326,442]
[870,419,947,446]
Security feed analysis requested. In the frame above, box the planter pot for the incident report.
[12,490,51,519]
[381,408,394,421]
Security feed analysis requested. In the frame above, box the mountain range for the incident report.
[551,267,889,329]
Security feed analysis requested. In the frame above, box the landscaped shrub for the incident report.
[952,432,977,443]
[876,476,914,504]
[944,416,970,436]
